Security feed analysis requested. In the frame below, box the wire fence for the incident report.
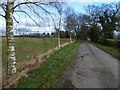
[1,12,70,83]
[2,28,71,83]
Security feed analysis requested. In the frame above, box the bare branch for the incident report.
[13,16,19,23]
[25,4,43,20]
[0,14,5,18]
[14,10,49,33]
[0,3,7,13]
[33,3,55,15]
[14,2,49,10]
[15,10,40,26]
[14,2,39,9]
[26,3,57,28]
[32,3,59,28]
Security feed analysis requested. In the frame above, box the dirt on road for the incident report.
[58,41,119,88]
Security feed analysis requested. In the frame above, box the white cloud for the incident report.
[14,24,55,34]
[19,18,42,25]
[0,13,63,34]
[16,14,62,27]
[31,26,55,32]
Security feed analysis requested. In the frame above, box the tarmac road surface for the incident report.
[59,41,119,88]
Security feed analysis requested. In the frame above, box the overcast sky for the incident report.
[0,0,119,35]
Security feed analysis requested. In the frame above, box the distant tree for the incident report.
[64,12,81,41]
[60,31,66,38]
[78,14,91,40]
[89,24,101,42]
[64,12,91,41]
[41,32,46,36]
[64,7,75,42]
[80,25,89,40]
[86,2,120,40]
[51,32,56,37]
[50,2,65,48]
[47,33,50,37]
[65,30,69,38]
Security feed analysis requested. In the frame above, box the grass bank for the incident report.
[91,42,120,60]
[14,42,79,88]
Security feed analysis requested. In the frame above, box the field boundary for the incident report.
[3,41,75,88]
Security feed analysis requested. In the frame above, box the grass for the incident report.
[2,37,69,69]
[91,42,120,60]
[14,42,79,88]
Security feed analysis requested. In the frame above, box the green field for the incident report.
[91,42,120,60]
[2,37,69,71]
[14,42,79,88]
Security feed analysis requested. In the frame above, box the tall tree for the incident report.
[86,2,120,40]
[64,7,75,42]
[89,24,101,42]
[50,2,65,48]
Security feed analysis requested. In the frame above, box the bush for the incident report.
[100,39,120,49]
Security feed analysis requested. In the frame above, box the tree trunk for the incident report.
[58,33,61,48]
[56,28,61,48]
[70,33,72,43]
[6,0,17,75]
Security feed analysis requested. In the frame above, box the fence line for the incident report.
[2,41,74,88]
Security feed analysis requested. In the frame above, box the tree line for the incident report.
[64,2,120,42]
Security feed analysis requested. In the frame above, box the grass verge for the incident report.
[91,42,120,60]
[14,42,79,88]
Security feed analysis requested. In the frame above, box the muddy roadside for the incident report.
[57,43,80,88]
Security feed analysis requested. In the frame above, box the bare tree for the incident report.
[64,7,75,43]
[50,2,65,48]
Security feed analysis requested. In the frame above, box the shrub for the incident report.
[100,39,120,49]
